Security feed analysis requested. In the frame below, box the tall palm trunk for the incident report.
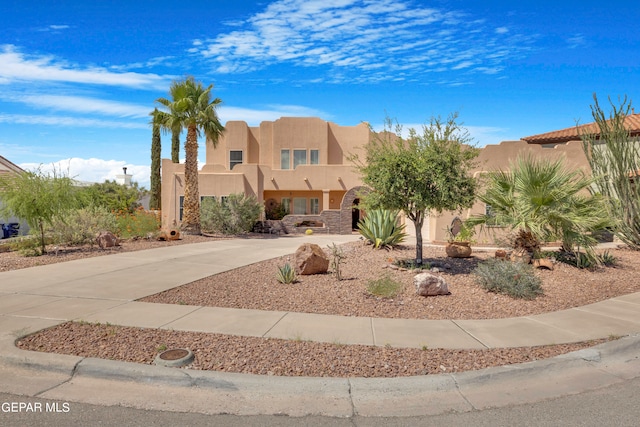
[182,124,201,235]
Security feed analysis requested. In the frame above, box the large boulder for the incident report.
[414,273,451,297]
[295,243,329,275]
[96,231,119,249]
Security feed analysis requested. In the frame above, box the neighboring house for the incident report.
[160,113,640,242]
[521,111,640,146]
[161,117,371,234]
[0,154,28,237]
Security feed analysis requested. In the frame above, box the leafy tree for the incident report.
[149,109,162,210]
[468,156,613,266]
[352,114,479,265]
[0,167,77,255]
[580,94,640,249]
[155,76,224,235]
[76,180,145,213]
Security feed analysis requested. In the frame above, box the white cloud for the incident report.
[0,44,173,89]
[0,113,147,129]
[566,34,586,49]
[20,158,151,189]
[19,95,150,118]
[195,0,532,83]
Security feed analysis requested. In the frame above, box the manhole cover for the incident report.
[154,348,194,367]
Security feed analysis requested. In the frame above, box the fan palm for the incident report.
[155,76,224,235]
[468,156,614,265]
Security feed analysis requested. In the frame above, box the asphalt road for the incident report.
[2,377,639,427]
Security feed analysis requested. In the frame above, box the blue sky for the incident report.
[1,0,637,188]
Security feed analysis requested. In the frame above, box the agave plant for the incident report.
[276,263,297,284]
[357,209,407,249]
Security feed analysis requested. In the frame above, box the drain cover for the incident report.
[154,348,194,367]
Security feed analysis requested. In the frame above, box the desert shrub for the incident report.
[600,250,617,267]
[115,207,160,239]
[9,235,46,257]
[265,201,288,220]
[276,263,297,284]
[358,209,407,249]
[474,258,543,300]
[46,205,118,246]
[201,193,263,235]
[551,250,617,269]
[366,274,404,298]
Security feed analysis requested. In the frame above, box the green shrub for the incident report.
[474,258,543,300]
[552,249,617,269]
[46,205,118,246]
[600,250,617,267]
[9,235,46,257]
[115,207,160,239]
[201,193,263,235]
[358,209,407,249]
[366,274,404,298]
[276,263,297,284]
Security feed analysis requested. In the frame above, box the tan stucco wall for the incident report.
[161,118,592,241]
[161,117,370,230]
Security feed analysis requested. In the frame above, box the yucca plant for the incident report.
[357,209,407,249]
[276,263,297,284]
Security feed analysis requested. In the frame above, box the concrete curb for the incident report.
[2,333,638,417]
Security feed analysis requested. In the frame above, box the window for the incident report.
[293,198,306,214]
[281,198,291,214]
[229,150,243,169]
[179,196,184,221]
[310,149,319,165]
[280,149,290,170]
[310,198,319,214]
[293,150,307,168]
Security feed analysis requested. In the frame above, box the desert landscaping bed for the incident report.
[6,237,639,377]
[17,322,609,378]
[140,241,640,320]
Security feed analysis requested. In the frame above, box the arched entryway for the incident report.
[339,186,369,234]
[352,198,361,230]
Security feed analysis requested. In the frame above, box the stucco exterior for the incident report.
[160,117,593,241]
[161,117,370,233]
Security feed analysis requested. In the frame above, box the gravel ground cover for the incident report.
[9,236,638,378]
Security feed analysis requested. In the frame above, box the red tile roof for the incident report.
[522,113,640,145]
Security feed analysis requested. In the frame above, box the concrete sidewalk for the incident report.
[0,234,639,417]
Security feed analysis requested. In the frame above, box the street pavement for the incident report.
[0,234,638,421]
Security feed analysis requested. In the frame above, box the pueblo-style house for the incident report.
[161,117,370,235]
[160,113,640,242]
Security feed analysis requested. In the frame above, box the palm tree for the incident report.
[155,76,224,235]
[171,128,181,163]
[468,156,613,265]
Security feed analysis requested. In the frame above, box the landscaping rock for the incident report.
[414,273,451,297]
[294,243,329,275]
[533,258,555,270]
[96,231,119,249]
[495,249,508,259]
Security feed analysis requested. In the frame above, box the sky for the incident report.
[1,0,638,189]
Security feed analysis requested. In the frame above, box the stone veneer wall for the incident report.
[281,210,341,234]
